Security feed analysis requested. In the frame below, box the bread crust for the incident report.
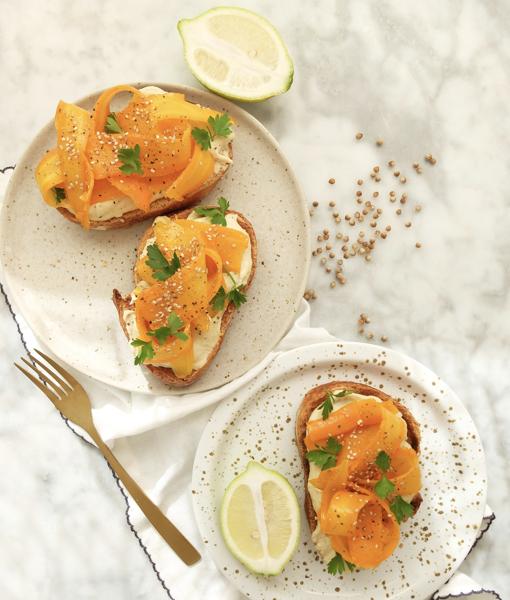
[295,381,422,535]
[112,207,257,387]
[57,143,232,230]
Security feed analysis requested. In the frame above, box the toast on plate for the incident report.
[35,84,233,230]
[113,203,256,387]
[296,381,422,572]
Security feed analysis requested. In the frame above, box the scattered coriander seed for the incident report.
[416,242,422,248]
[381,232,387,239]
[376,138,384,146]
[425,153,437,165]
[326,267,331,273]
[370,172,376,179]
[356,190,362,197]
[326,243,332,250]
[375,175,381,182]
[415,204,422,212]
[333,212,339,217]
[323,228,329,234]
[312,201,319,207]
[366,332,374,340]
[373,191,379,198]
[356,198,363,204]
[413,162,419,168]
[393,170,400,177]
[385,225,391,231]
[328,178,336,184]
[337,259,343,265]
[343,235,350,242]
[396,209,402,215]
[400,176,407,183]
[317,235,324,242]
[335,216,341,223]
[381,335,388,342]
[329,252,335,258]
[357,179,363,185]
[373,166,380,173]
[329,201,336,207]
[370,221,377,228]
[330,281,336,288]
[362,208,369,215]
[312,250,316,256]
[320,257,327,265]
[400,195,407,204]
[336,233,342,240]
[317,247,323,254]
[405,221,412,228]
[388,160,395,167]
[355,132,363,140]
[365,254,372,262]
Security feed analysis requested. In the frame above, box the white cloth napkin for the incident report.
[0,168,499,600]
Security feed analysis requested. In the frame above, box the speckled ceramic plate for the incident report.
[0,83,310,394]
[192,341,487,600]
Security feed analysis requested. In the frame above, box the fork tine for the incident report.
[29,354,73,394]
[14,363,61,406]
[20,358,66,398]
[34,350,80,389]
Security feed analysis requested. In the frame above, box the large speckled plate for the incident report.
[192,341,487,600]
[0,83,309,394]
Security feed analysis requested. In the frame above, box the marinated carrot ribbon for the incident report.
[306,396,422,569]
[35,85,226,228]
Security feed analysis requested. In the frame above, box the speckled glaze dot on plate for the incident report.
[192,341,487,600]
[0,83,310,395]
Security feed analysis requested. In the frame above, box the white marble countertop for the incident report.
[1,0,508,598]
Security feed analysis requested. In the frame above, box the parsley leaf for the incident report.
[208,113,232,138]
[194,196,230,226]
[210,282,247,311]
[191,127,212,150]
[191,113,232,151]
[211,286,227,312]
[374,475,395,499]
[327,553,356,575]
[318,389,353,420]
[131,338,155,366]
[147,312,188,344]
[306,436,342,471]
[375,450,391,472]
[118,143,143,175]
[390,495,414,524]
[54,187,66,203]
[105,112,123,134]
[145,245,181,281]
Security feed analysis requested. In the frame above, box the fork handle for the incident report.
[89,429,201,566]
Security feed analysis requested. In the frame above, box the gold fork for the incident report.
[15,349,201,566]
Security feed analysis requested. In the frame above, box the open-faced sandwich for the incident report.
[112,197,256,386]
[35,84,233,229]
[296,382,422,574]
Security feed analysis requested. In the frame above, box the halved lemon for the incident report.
[178,7,294,102]
[220,461,300,575]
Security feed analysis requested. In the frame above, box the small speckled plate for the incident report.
[0,83,310,394]
[192,341,487,600]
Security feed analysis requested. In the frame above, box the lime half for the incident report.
[178,7,294,102]
[220,461,300,575]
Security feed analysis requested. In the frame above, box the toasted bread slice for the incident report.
[112,207,257,387]
[57,143,232,230]
[295,381,422,536]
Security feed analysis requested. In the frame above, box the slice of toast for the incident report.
[112,207,257,387]
[295,381,422,536]
[57,143,232,230]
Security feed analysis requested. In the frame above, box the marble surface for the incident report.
[0,0,508,598]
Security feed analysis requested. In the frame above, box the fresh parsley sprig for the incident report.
[105,113,123,134]
[131,338,155,366]
[191,113,232,150]
[194,197,230,226]
[390,495,414,523]
[374,450,396,499]
[211,272,247,311]
[145,245,181,281]
[54,187,66,203]
[318,389,353,420]
[327,553,356,575]
[306,436,342,471]
[118,143,143,175]
[131,312,188,365]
